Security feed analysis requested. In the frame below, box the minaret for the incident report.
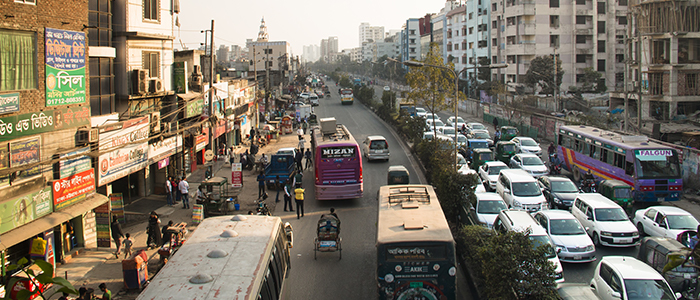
[257,17,269,42]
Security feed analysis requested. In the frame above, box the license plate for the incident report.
[617,238,632,244]
[319,241,336,247]
[574,255,582,260]
[685,274,692,279]
[658,197,665,202]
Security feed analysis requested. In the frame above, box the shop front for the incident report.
[147,135,182,194]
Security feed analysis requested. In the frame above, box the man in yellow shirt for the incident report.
[294,187,305,219]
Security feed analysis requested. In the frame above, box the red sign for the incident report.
[10,277,46,300]
[231,163,242,188]
[52,169,95,210]
[214,120,227,138]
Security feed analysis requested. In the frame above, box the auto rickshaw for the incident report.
[196,177,239,218]
[495,141,517,164]
[638,237,699,299]
[598,180,633,209]
[387,165,410,185]
[470,148,494,169]
[308,113,318,127]
[499,126,519,141]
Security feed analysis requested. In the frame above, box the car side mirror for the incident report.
[588,216,593,221]
[611,291,621,299]
[556,248,561,253]
[585,227,590,232]
[504,188,511,194]
[470,207,476,211]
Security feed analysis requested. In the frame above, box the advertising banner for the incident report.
[172,61,187,94]
[97,116,149,151]
[157,157,169,169]
[59,146,91,179]
[185,98,204,118]
[0,106,90,142]
[10,136,41,178]
[109,193,124,223]
[98,142,148,186]
[45,28,86,106]
[231,163,242,188]
[52,168,95,210]
[147,135,182,164]
[94,202,111,247]
[43,229,55,271]
[0,187,53,235]
[0,93,20,114]
[195,134,207,152]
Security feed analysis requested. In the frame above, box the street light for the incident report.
[400,59,507,171]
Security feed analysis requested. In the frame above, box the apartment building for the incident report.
[442,1,492,82]
[402,19,422,62]
[359,22,385,45]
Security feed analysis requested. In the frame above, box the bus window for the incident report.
[558,134,564,146]
[625,161,634,175]
[591,146,600,159]
[582,141,590,155]
[574,139,581,152]
[614,153,625,169]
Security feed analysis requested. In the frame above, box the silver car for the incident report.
[534,210,596,263]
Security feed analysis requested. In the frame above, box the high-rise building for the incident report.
[401,19,421,62]
[359,22,385,45]
[217,45,230,64]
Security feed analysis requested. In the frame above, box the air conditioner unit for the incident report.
[626,80,638,92]
[150,112,161,133]
[132,69,149,95]
[149,78,164,93]
[77,128,99,144]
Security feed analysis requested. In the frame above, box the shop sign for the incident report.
[44,229,55,271]
[59,146,91,179]
[97,116,149,151]
[185,97,204,118]
[0,186,53,235]
[231,163,242,188]
[214,120,227,138]
[45,28,86,107]
[0,106,90,142]
[52,168,95,210]
[97,142,148,186]
[148,135,182,163]
[195,134,208,151]
[172,61,188,94]
[0,93,20,114]
[10,136,41,178]
[157,157,170,169]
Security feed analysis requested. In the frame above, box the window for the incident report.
[143,0,159,21]
[89,0,112,47]
[409,29,416,35]
[616,72,624,84]
[597,1,606,13]
[454,44,459,50]
[598,40,606,52]
[617,35,625,44]
[469,27,474,34]
[264,49,272,54]
[618,0,627,5]
[550,15,560,28]
[618,16,627,25]
[0,30,37,91]
[507,36,516,45]
[577,54,587,63]
[462,27,467,36]
[469,13,473,20]
[469,42,474,49]
[455,29,459,37]
[469,57,476,64]
[493,3,498,11]
[687,73,698,92]
[493,38,497,45]
[576,16,587,25]
[576,0,586,4]
[493,20,498,28]
[462,55,467,64]
[616,54,624,63]
[576,35,587,44]
[507,55,516,64]
[598,21,606,33]
[507,17,516,26]
[447,43,452,51]
[550,0,560,8]
[89,57,114,116]
[143,51,160,78]
[550,35,560,48]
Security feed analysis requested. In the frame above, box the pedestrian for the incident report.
[304,148,313,170]
[294,185,305,219]
[250,142,259,157]
[284,180,294,212]
[229,150,235,165]
[76,287,87,300]
[83,288,95,300]
[196,185,206,204]
[110,216,123,258]
[302,119,309,134]
[122,233,133,258]
[179,177,190,209]
[297,127,303,139]
[174,177,182,203]
[295,150,303,173]
[165,176,173,206]
[294,170,303,188]
[257,171,266,199]
[98,283,112,300]
[298,138,305,158]
[493,117,499,130]
[250,127,255,142]
[147,211,162,249]
[275,175,281,203]
[162,220,174,247]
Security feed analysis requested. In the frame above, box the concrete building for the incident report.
[440,0,491,85]
[359,22,385,45]
[217,45,230,64]
[320,37,339,62]
[246,18,292,95]
[303,44,320,62]
[341,48,363,63]
[402,19,422,62]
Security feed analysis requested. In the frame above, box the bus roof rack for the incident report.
[387,185,431,204]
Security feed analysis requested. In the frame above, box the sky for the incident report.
[176,0,449,56]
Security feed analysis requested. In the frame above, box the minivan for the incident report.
[493,209,565,283]
[571,193,640,247]
[496,169,548,213]
[362,135,389,161]
[309,93,319,106]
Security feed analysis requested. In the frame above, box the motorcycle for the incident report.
[580,178,597,193]
[256,198,271,216]
[549,163,562,175]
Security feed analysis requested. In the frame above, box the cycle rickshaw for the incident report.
[314,214,342,260]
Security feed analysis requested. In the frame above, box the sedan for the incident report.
[534,210,596,263]
[436,126,457,136]
[512,137,543,156]
[479,161,509,191]
[415,107,427,118]
[473,193,508,228]
[425,119,445,131]
[469,130,494,147]
[538,176,580,209]
[424,113,440,122]
[633,206,699,239]
[446,116,466,129]
[510,154,549,178]
[466,122,486,131]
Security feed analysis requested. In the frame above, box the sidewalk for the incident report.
[48,129,301,299]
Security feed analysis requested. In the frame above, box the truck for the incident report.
[264,154,297,189]
[340,88,354,105]
[295,104,312,120]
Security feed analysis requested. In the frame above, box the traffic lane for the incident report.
[561,244,638,284]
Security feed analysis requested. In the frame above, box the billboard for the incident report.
[45,28,86,106]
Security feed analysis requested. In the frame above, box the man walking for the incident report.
[275,175,282,203]
[179,177,190,209]
[298,136,305,155]
[283,180,294,212]
[165,176,173,206]
[295,150,303,173]
[110,216,123,258]
[257,171,266,199]
[294,185,305,219]
[304,148,313,170]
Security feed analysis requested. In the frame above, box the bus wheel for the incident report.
[573,168,581,182]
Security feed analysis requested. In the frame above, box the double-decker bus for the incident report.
[557,125,682,202]
[136,215,292,300]
[340,88,354,105]
[311,119,363,200]
[376,185,457,300]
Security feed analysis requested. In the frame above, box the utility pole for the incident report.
[635,12,643,133]
[207,20,215,156]
[553,48,558,112]
[265,46,270,116]
[253,45,258,129]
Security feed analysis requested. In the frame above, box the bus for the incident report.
[311,119,363,200]
[340,88,354,105]
[557,125,682,202]
[376,185,457,300]
[136,215,292,300]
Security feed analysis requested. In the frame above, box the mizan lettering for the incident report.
[322,148,354,156]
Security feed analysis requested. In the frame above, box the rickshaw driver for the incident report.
[320,208,341,234]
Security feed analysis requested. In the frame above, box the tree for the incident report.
[524,55,563,96]
[569,67,607,94]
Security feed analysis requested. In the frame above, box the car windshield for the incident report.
[479,152,493,161]
[666,215,699,230]
[442,128,456,135]
[416,108,426,113]
[549,219,586,235]
[455,135,467,143]
[614,188,632,198]
[594,208,629,221]
[623,279,675,300]
[551,180,579,193]
[512,182,542,197]
[530,235,557,259]
[475,132,490,139]
[520,139,538,146]
[457,156,467,165]
[502,144,516,152]
[471,141,489,149]
[489,165,508,175]
[456,117,465,123]
[471,124,486,130]
[522,156,544,166]
[434,120,445,127]
[477,200,508,214]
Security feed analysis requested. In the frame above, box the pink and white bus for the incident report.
[311,120,363,200]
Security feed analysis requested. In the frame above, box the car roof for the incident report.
[475,192,504,201]
[576,193,621,208]
[499,169,535,182]
[278,147,295,152]
[388,165,408,172]
[514,153,540,158]
[601,256,665,280]
[367,135,386,141]
[537,209,577,220]
[472,129,489,134]
[645,206,691,216]
[484,161,508,167]
[500,210,545,233]
[514,136,536,141]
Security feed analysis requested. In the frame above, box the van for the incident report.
[309,93,319,106]
[496,169,547,213]
[493,209,565,283]
[387,165,410,185]
[362,135,389,161]
[571,193,640,247]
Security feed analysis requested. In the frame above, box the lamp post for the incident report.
[401,60,508,171]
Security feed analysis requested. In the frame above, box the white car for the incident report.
[422,131,435,140]
[451,134,468,148]
[509,153,549,178]
[512,137,543,156]
[458,164,477,176]
[479,161,509,191]
[415,107,427,118]
[474,193,508,228]
[469,130,494,147]
[572,194,640,247]
[467,122,486,131]
[436,126,457,136]
[276,147,297,158]
[383,86,390,91]
[633,206,699,239]
[456,153,468,168]
[425,119,445,131]
[446,116,466,129]
[590,256,677,300]
[534,210,596,263]
[309,93,320,106]
[424,113,440,122]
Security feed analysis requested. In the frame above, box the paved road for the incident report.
[282,81,472,299]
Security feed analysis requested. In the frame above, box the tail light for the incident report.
[669,185,682,191]
[640,186,655,191]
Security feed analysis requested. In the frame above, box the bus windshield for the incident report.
[635,149,681,179]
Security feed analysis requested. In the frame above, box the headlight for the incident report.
[585,245,595,252]
[556,245,566,253]
[553,196,561,204]
[449,266,457,276]
[601,231,613,237]
[513,200,522,207]
[632,231,639,237]
[385,274,394,283]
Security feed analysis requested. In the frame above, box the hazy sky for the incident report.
[176,0,447,55]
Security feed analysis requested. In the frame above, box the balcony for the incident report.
[505,3,535,17]
[577,8,593,15]
[576,47,593,54]
[505,25,517,36]
[507,42,536,55]
[575,28,594,35]
[519,23,536,35]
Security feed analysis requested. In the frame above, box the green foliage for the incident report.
[338,76,352,88]
[432,168,478,222]
[457,226,559,300]
[569,67,607,94]
[396,113,425,145]
[376,91,396,124]
[524,55,564,96]
[2,258,78,300]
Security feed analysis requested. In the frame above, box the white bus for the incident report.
[137,215,292,300]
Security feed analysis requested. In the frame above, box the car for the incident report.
[415,107,427,118]
[387,165,409,185]
[308,93,320,106]
[590,256,677,300]
[538,176,580,209]
[510,153,549,178]
[458,164,477,176]
[466,122,487,132]
[456,153,468,168]
[633,206,699,239]
[424,113,440,122]
[298,92,310,101]
[276,147,297,158]
[316,90,324,98]
[451,134,468,148]
[557,284,600,300]
[534,210,596,263]
[425,119,445,131]
[468,130,494,147]
[436,126,457,136]
[422,131,435,140]
[473,192,508,228]
[446,116,466,129]
[571,194,640,247]
[362,135,390,161]
[496,169,548,213]
[479,161,509,191]
[383,86,390,91]
[512,137,543,156]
